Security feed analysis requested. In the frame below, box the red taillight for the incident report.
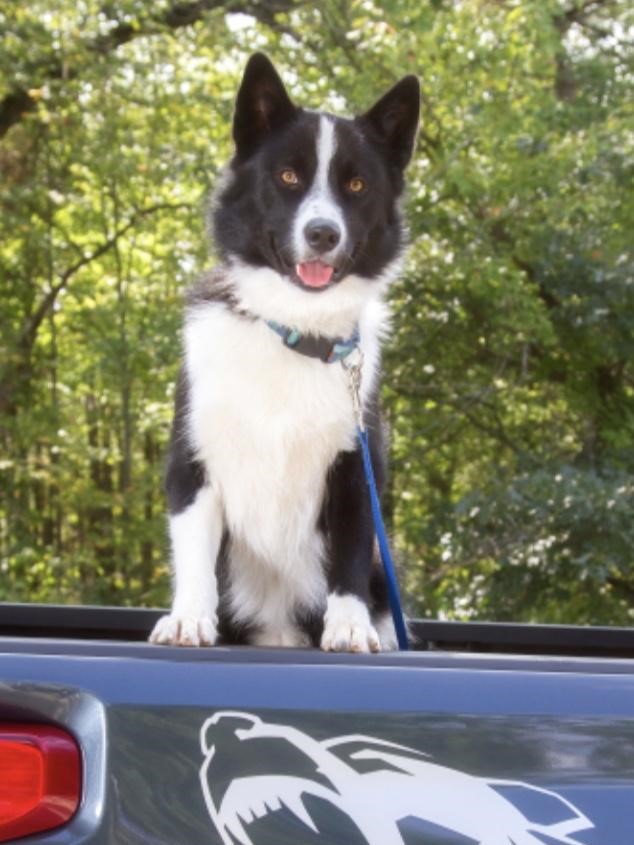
[0,724,81,842]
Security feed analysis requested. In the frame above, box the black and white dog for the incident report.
[150,54,419,652]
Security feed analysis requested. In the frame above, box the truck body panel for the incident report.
[2,614,634,845]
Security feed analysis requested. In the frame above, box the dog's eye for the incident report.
[346,177,366,194]
[279,168,300,187]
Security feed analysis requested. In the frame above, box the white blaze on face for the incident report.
[292,116,347,263]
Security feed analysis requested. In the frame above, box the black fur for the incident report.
[321,388,386,601]
[213,53,420,287]
[165,369,206,514]
[162,54,419,648]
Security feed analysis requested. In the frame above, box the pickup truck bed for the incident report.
[1,604,633,845]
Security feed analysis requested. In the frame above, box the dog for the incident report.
[149,53,419,652]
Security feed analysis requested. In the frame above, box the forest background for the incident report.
[1,0,632,624]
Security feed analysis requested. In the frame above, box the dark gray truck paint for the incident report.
[1,605,633,845]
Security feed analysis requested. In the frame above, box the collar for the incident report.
[266,320,360,364]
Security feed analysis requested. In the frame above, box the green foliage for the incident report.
[450,465,634,623]
[1,0,632,623]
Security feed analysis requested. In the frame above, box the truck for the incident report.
[1,602,633,844]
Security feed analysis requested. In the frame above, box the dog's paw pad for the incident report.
[320,594,381,654]
[149,613,217,647]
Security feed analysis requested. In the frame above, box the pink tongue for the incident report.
[296,260,334,288]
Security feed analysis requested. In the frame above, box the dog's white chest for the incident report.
[185,307,356,574]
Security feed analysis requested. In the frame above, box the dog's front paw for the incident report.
[321,594,381,653]
[149,613,217,647]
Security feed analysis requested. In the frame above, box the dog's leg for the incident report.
[150,370,221,646]
[150,482,222,646]
[321,432,386,653]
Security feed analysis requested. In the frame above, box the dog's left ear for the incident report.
[232,53,297,162]
[357,75,420,170]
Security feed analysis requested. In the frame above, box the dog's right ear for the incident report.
[232,54,297,162]
[357,75,420,170]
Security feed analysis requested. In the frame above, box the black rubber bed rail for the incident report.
[1,603,633,657]
[411,619,634,658]
[0,603,163,642]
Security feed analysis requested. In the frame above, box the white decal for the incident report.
[200,711,594,845]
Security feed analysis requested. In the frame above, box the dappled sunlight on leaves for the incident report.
[1,0,632,622]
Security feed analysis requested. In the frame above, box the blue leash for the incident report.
[356,426,410,651]
[264,317,409,650]
[343,355,410,651]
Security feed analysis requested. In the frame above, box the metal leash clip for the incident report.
[342,347,365,432]
[342,345,409,650]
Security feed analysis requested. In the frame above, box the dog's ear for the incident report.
[232,54,297,161]
[357,75,420,170]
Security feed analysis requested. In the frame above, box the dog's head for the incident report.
[211,54,419,329]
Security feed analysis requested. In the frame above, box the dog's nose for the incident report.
[304,218,341,253]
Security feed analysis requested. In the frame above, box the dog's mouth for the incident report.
[270,235,361,293]
[295,260,334,289]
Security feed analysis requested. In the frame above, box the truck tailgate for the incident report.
[1,638,633,845]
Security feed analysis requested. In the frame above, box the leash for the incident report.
[264,317,409,650]
[343,352,410,651]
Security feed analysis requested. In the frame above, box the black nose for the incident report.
[304,218,341,253]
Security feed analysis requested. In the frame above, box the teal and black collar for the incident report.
[266,320,360,364]
[188,270,360,364]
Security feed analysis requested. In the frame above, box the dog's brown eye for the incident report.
[347,177,366,193]
[279,168,300,187]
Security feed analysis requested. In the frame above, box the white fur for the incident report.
[227,260,396,341]
[374,612,398,651]
[153,130,407,649]
[293,117,346,261]
[150,485,221,646]
[156,260,392,647]
[321,593,381,653]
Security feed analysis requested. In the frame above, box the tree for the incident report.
[1,0,632,623]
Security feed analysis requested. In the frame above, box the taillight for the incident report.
[0,724,81,842]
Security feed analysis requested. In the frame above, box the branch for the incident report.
[17,201,191,350]
[0,0,298,138]
[553,0,613,34]
[464,202,562,312]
